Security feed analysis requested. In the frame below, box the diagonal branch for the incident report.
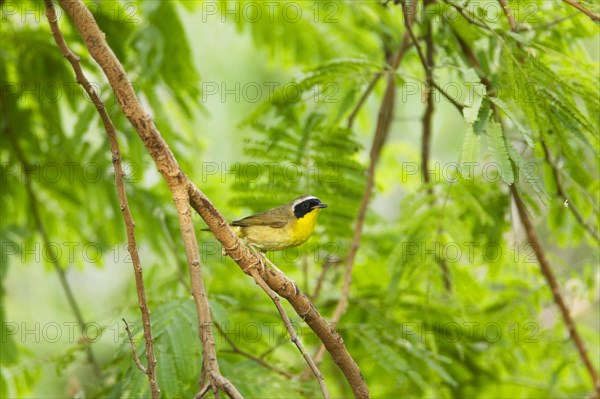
[402,2,465,114]
[123,319,147,374]
[54,1,241,397]
[451,25,600,398]
[44,1,159,396]
[188,189,369,398]
[311,1,420,368]
[55,0,368,396]
[215,324,294,379]
[511,185,600,398]
[540,140,599,243]
[443,0,494,31]
[498,0,518,31]
[347,71,384,130]
[562,0,600,22]
[347,1,423,130]
[171,185,242,399]
[515,12,579,32]
[247,263,329,398]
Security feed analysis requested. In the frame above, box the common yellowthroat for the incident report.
[225,195,327,251]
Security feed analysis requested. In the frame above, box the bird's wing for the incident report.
[231,208,287,228]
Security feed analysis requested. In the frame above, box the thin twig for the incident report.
[58,1,369,396]
[215,324,294,379]
[347,71,383,130]
[171,186,243,399]
[248,261,329,398]
[562,0,600,22]
[244,246,329,394]
[123,319,147,374]
[402,2,465,114]
[430,81,465,113]
[347,2,423,130]
[346,41,416,129]
[511,186,600,398]
[540,140,600,243]
[309,257,338,302]
[451,28,497,96]
[515,13,579,32]
[497,0,526,56]
[190,186,369,398]
[259,338,289,360]
[418,0,453,291]
[402,2,429,71]
[45,1,160,396]
[451,22,600,396]
[56,1,242,397]
[312,1,418,368]
[498,0,517,31]
[443,0,494,31]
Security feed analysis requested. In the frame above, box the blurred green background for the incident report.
[1,1,599,398]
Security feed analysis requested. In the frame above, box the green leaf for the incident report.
[460,126,480,176]
[462,69,486,125]
[489,97,534,148]
[486,120,514,184]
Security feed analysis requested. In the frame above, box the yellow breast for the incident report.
[289,208,321,246]
[238,209,322,251]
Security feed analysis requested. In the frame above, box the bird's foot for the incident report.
[245,242,266,271]
[259,253,285,275]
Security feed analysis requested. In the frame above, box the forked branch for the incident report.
[450,24,600,397]
[45,1,159,396]
[55,0,368,396]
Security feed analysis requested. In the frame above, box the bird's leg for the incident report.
[243,242,299,295]
[258,252,285,275]
[245,242,266,271]
[244,242,287,274]
[254,250,300,295]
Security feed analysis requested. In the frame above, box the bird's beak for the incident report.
[314,203,328,209]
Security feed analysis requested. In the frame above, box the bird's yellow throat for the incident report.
[291,208,322,245]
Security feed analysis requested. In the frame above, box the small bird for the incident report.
[228,195,328,252]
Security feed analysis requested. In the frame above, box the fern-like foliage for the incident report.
[231,59,380,247]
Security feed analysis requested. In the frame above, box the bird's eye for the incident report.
[304,202,310,209]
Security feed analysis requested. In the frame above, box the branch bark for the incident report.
[311,1,420,368]
[541,140,600,244]
[171,184,242,399]
[498,0,518,31]
[44,2,160,395]
[562,0,600,22]
[55,0,368,396]
[421,1,453,292]
[511,185,600,398]
[451,25,600,398]
[540,140,599,243]
[188,189,370,398]
[54,1,241,397]
[248,265,329,398]
[123,319,148,374]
